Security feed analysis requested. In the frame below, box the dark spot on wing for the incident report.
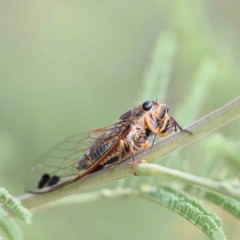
[38,173,50,189]
[38,174,60,189]
[48,176,60,187]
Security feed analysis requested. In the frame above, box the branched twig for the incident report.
[137,164,240,201]
[18,96,240,211]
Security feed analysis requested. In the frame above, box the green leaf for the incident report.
[185,184,240,219]
[204,190,240,219]
[0,208,24,240]
[0,188,32,224]
[141,185,226,240]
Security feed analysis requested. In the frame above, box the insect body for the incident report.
[25,101,190,193]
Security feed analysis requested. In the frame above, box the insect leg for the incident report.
[109,140,126,170]
[129,143,137,176]
[143,115,159,135]
[144,115,192,137]
[170,116,192,134]
[117,139,125,165]
[113,139,138,175]
[151,135,156,146]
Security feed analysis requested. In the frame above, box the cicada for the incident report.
[24,100,191,193]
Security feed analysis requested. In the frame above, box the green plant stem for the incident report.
[18,96,240,211]
[38,188,136,210]
[42,161,240,211]
[137,164,240,201]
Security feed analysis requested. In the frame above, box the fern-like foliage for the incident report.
[0,188,31,240]
[0,188,31,224]
[188,187,240,220]
[140,185,226,240]
[0,208,24,240]
[40,179,227,240]
[204,191,240,219]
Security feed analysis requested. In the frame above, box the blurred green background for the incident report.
[0,0,239,239]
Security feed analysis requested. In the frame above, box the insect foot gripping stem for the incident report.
[170,116,192,135]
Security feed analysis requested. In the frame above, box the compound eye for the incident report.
[142,101,152,111]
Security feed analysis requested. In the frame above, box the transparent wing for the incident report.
[24,121,129,193]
